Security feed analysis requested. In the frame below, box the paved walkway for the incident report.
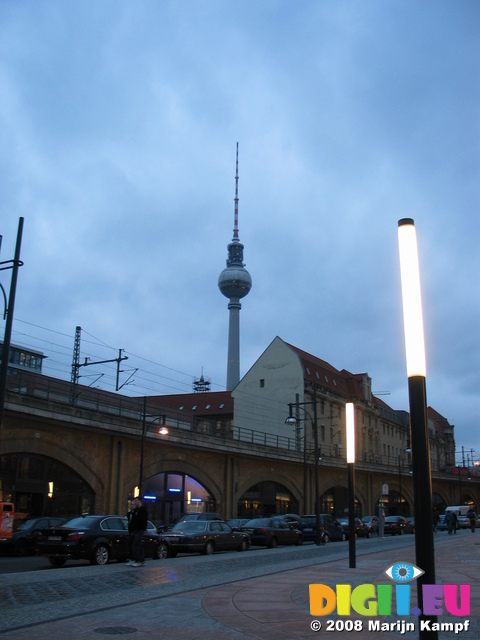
[2,531,478,639]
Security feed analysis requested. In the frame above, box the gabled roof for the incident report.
[427,406,453,437]
[148,391,233,416]
[286,342,350,395]
[286,340,398,414]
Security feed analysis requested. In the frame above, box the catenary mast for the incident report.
[218,143,252,390]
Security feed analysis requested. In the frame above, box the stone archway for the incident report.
[236,480,299,519]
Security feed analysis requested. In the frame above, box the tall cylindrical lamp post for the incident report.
[346,402,356,568]
[398,218,437,639]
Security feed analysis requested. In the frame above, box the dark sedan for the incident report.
[35,515,162,566]
[297,514,345,543]
[240,517,303,548]
[383,516,414,536]
[361,515,379,535]
[158,520,250,557]
[338,517,372,539]
[4,517,66,556]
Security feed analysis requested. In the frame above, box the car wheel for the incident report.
[92,544,110,565]
[399,528,404,535]
[295,535,303,546]
[237,538,249,552]
[367,530,372,538]
[14,539,28,557]
[157,541,171,559]
[203,540,215,555]
[268,537,278,549]
[341,532,346,542]
[48,557,66,567]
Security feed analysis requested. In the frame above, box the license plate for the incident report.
[48,536,62,541]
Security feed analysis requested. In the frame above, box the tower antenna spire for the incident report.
[233,142,239,240]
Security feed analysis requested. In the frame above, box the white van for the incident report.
[445,505,470,517]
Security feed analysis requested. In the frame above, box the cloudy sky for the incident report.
[1,1,479,463]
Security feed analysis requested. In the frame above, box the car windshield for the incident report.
[362,516,372,522]
[171,521,207,532]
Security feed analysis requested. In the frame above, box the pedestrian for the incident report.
[452,511,458,534]
[129,497,148,567]
[466,508,476,533]
[445,511,453,535]
[432,509,440,533]
[126,499,136,565]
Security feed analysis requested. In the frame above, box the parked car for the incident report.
[297,514,345,543]
[3,516,67,557]
[158,520,250,558]
[456,515,471,529]
[240,517,303,547]
[338,517,371,539]
[35,515,162,567]
[436,514,447,531]
[361,515,379,535]
[383,516,414,536]
[275,513,301,528]
[227,518,250,531]
[164,512,224,530]
[406,517,415,531]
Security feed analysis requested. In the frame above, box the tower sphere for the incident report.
[218,259,252,299]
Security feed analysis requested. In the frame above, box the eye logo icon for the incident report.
[385,562,424,583]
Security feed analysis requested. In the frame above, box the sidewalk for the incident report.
[3,531,479,639]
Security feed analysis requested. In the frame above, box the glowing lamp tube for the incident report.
[398,219,426,378]
[346,402,355,464]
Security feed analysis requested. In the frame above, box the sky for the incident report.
[0,1,479,464]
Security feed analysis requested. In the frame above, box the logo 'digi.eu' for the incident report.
[309,562,470,617]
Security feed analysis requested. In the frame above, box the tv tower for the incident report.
[218,143,252,390]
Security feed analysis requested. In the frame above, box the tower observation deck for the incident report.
[218,143,252,390]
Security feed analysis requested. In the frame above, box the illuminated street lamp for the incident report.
[138,396,169,497]
[346,402,356,568]
[398,218,437,640]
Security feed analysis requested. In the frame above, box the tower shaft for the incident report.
[226,299,241,391]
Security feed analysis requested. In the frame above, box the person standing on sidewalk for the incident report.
[126,499,136,565]
[130,497,148,567]
[466,508,476,533]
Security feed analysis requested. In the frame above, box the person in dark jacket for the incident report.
[126,499,136,565]
[466,508,477,533]
[130,497,148,567]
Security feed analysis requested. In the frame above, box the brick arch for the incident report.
[235,471,302,510]
[127,456,223,510]
[0,437,103,498]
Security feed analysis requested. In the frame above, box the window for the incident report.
[259,379,265,388]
